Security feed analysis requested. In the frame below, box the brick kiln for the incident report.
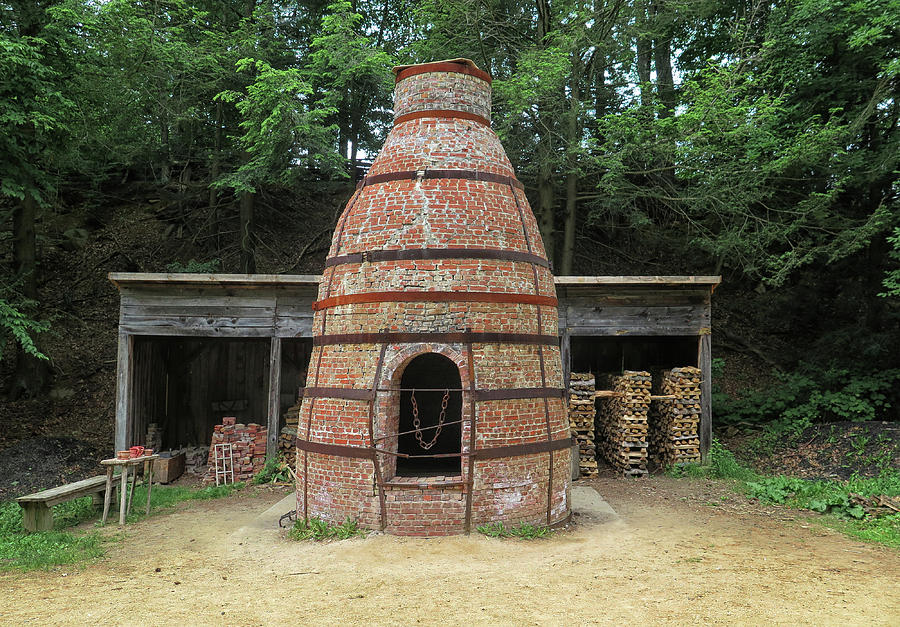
[296,59,572,536]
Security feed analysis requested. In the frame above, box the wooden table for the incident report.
[100,454,159,525]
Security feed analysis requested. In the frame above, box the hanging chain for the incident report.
[411,388,450,450]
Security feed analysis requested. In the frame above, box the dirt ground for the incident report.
[1,477,897,626]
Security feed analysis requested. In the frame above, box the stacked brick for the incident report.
[297,59,570,536]
[568,373,597,477]
[597,371,651,477]
[650,367,702,467]
[202,417,267,484]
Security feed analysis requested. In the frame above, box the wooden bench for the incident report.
[16,476,115,532]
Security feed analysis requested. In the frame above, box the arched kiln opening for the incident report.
[396,353,463,477]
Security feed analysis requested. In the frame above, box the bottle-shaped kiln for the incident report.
[297,59,571,536]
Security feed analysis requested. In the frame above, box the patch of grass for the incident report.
[123,481,245,523]
[665,439,759,482]
[475,521,551,539]
[668,440,900,548]
[0,500,107,572]
[252,457,292,485]
[0,480,247,572]
[289,516,365,541]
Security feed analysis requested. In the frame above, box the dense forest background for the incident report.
[0,0,898,450]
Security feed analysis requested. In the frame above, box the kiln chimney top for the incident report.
[392,58,492,124]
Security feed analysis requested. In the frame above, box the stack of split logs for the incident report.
[650,367,702,467]
[279,401,301,469]
[597,371,651,477]
[202,417,268,484]
[568,373,598,477]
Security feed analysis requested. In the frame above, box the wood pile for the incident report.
[202,417,268,484]
[650,367,702,468]
[279,402,301,469]
[597,371,651,477]
[145,423,162,453]
[568,373,597,477]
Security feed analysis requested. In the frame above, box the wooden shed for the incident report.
[108,273,719,460]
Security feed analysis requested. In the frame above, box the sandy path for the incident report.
[1,479,897,626]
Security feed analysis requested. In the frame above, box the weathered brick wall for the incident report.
[298,60,570,536]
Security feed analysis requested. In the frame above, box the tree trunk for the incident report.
[560,69,580,275]
[652,0,675,118]
[8,193,48,399]
[636,1,652,108]
[536,156,555,267]
[209,100,223,251]
[239,190,256,273]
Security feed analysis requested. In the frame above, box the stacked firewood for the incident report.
[202,417,268,484]
[597,371,651,477]
[279,402,301,469]
[568,373,597,477]
[650,367,702,467]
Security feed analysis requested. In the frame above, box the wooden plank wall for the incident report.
[118,285,315,337]
[557,285,711,336]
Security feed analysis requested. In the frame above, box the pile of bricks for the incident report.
[650,367,702,467]
[597,371,651,477]
[202,417,267,484]
[568,373,597,477]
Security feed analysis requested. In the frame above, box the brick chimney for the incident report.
[297,59,571,536]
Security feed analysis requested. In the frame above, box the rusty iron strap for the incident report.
[368,343,389,531]
[312,291,558,312]
[324,247,549,269]
[474,387,566,401]
[301,387,375,401]
[394,110,490,127]
[395,62,492,84]
[356,169,524,191]
[295,438,376,460]
[302,387,564,403]
[296,437,575,462]
[472,436,575,460]
[313,331,558,347]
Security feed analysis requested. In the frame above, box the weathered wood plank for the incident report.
[561,326,707,337]
[115,331,133,452]
[267,337,282,458]
[17,475,109,504]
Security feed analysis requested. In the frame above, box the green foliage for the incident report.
[666,439,759,482]
[475,521,552,539]
[0,499,104,572]
[215,56,343,192]
[881,227,900,298]
[165,258,221,273]
[744,469,900,522]
[289,516,365,541]
[252,457,292,485]
[714,364,900,431]
[0,298,48,361]
[122,481,245,523]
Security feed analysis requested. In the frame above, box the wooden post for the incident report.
[102,466,114,524]
[115,331,134,452]
[698,332,712,461]
[118,465,129,525]
[266,336,282,458]
[145,459,154,515]
[560,328,571,392]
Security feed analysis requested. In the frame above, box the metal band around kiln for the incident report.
[356,169,524,191]
[394,110,490,127]
[394,62,492,84]
[301,386,565,402]
[294,436,575,462]
[313,332,558,347]
[324,247,549,269]
[312,291,557,311]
